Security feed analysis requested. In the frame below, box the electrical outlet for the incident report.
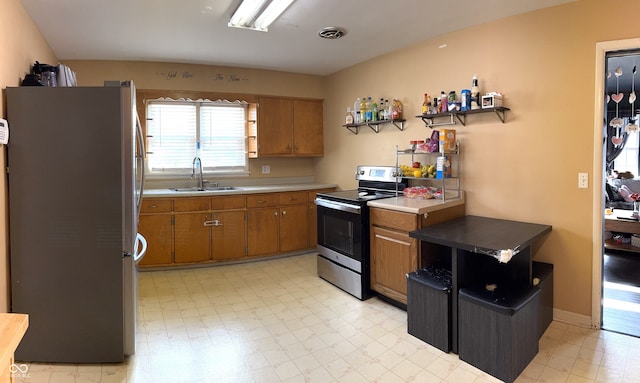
[578,173,588,189]
[262,165,270,174]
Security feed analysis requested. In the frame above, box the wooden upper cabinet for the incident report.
[293,99,323,156]
[258,97,294,156]
[257,96,323,157]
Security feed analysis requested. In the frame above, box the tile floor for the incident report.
[13,253,640,383]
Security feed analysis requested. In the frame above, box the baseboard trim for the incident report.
[553,308,595,329]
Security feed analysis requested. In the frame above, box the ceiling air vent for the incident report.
[317,27,346,40]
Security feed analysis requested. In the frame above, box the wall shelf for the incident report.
[395,144,461,203]
[416,107,510,128]
[343,119,406,134]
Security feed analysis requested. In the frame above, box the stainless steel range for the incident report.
[315,165,405,299]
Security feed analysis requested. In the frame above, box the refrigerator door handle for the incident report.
[133,233,147,264]
[135,113,146,220]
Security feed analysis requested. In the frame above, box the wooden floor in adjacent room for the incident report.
[603,250,640,338]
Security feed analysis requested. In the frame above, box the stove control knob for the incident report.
[357,170,365,175]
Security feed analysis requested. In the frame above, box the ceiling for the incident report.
[22,0,575,76]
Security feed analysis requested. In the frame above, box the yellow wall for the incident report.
[3,0,640,321]
[0,0,58,312]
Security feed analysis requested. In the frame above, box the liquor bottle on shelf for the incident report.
[471,75,480,110]
[378,98,386,120]
[345,107,354,124]
[360,97,366,122]
[353,97,361,123]
[422,93,429,115]
[385,99,392,120]
[440,91,448,113]
[365,97,373,122]
[371,99,378,122]
[391,98,403,119]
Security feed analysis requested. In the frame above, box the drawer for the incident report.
[141,198,172,213]
[174,197,210,212]
[370,207,418,232]
[211,195,246,210]
[246,194,279,208]
[279,191,308,205]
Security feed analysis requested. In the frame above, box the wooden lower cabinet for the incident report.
[247,208,279,257]
[138,213,173,266]
[174,212,211,263]
[138,198,173,267]
[211,196,247,261]
[370,226,418,303]
[138,188,335,267]
[279,204,309,252]
[278,191,309,253]
[211,210,246,261]
[370,210,419,304]
[369,205,465,304]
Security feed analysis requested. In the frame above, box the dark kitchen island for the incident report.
[408,215,551,382]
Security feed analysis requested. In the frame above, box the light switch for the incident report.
[578,173,588,189]
[262,165,270,174]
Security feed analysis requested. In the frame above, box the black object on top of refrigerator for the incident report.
[6,81,146,363]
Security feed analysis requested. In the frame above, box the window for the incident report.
[146,98,248,176]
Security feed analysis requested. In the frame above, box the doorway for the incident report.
[599,49,640,337]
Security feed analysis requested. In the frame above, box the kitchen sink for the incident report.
[169,186,239,192]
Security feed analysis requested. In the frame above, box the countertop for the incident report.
[0,313,28,382]
[409,215,551,253]
[143,183,338,198]
[367,191,465,215]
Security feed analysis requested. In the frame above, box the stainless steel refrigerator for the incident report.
[6,81,146,363]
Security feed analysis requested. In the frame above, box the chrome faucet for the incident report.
[192,156,204,190]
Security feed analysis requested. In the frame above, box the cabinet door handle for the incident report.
[288,197,296,201]
[282,210,287,216]
[274,211,278,216]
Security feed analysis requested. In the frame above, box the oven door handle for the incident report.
[315,198,362,214]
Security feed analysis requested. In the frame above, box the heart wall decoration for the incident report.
[612,93,624,103]
[610,66,624,146]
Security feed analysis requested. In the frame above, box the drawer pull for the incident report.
[148,205,158,208]
[204,219,222,227]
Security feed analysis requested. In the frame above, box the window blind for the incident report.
[200,104,246,171]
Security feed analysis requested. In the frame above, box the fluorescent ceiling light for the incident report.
[228,0,294,32]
